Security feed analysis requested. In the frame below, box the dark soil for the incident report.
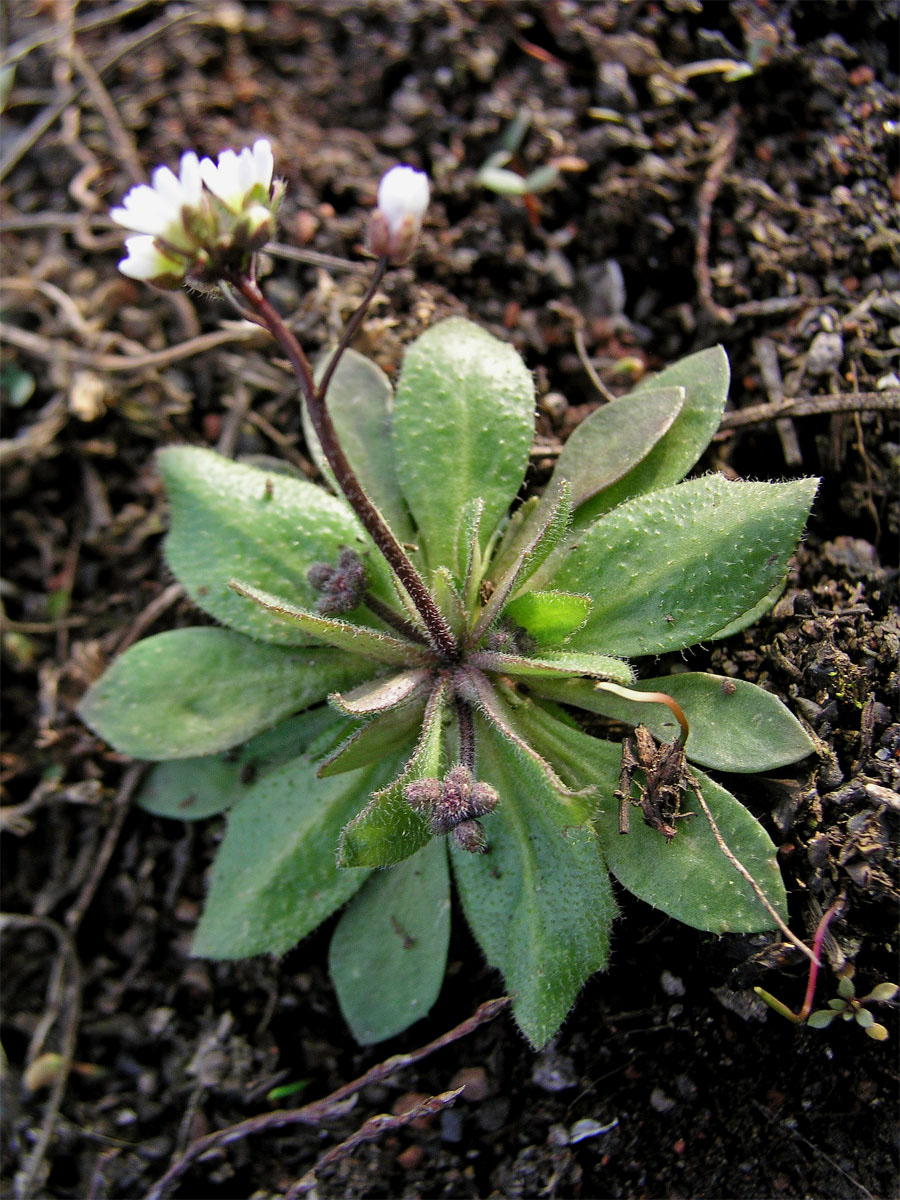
[1,3,898,1198]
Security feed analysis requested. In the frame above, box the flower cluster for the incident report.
[112,144,430,287]
[111,139,281,288]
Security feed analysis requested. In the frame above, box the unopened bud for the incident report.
[452,820,488,854]
[307,547,367,616]
[368,165,430,263]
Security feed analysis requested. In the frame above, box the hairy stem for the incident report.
[362,590,428,644]
[455,695,476,772]
[315,258,387,405]
[231,274,459,661]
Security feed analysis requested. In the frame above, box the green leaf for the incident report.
[503,590,592,644]
[328,669,431,716]
[136,708,346,819]
[510,701,786,932]
[317,698,425,777]
[160,446,395,645]
[329,838,450,1044]
[78,628,373,759]
[455,671,594,825]
[470,648,634,686]
[456,497,486,601]
[306,347,415,541]
[541,385,684,513]
[552,475,819,657]
[596,759,788,933]
[532,674,815,772]
[229,581,432,666]
[451,720,617,1048]
[472,483,573,643]
[338,681,447,867]
[709,575,787,640]
[866,982,899,1003]
[392,317,535,568]
[838,975,856,1000]
[191,749,402,959]
[807,1010,836,1029]
[855,1008,875,1029]
[575,345,730,522]
[430,567,467,638]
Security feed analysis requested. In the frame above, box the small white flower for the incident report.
[369,165,430,263]
[117,235,186,284]
[110,139,280,288]
[110,151,202,249]
[199,138,274,212]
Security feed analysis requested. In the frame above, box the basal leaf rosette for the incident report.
[78,309,820,1052]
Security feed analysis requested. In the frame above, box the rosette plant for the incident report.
[81,144,819,1047]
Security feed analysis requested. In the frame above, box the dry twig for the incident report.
[718,389,900,431]
[0,915,82,1200]
[284,1088,466,1198]
[695,106,740,325]
[142,996,510,1200]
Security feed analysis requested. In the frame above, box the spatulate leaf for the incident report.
[78,628,373,760]
[329,838,450,1044]
[392,317,535,568]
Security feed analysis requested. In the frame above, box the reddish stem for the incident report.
[231,275,459,662]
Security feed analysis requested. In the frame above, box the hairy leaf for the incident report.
[541,385,684,512]
[597,762,788,933]
[393,317,534,568]
[160,447,395,645]
[512,702,787,933]
[472,482,572,642]
[329,838,450,1044]
[317,698,425,777]
[451,720,617,1048]
[136,708,347,819]
[230,581,433,665]
[191,749,404,959]
[502,590,592,644]
[78,628,373,760]
[534,674,815,772]
[575,345,730,522]
[552,475,819,657]
[338,681,447,867]
[329,669,431,716]
[469,648,634,685]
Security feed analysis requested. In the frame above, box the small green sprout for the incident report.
[807,973,897,1041]
[476,109,585,199]
[755,902,897,1041]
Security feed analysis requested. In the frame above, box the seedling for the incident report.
[476,109,586,204]
[755,902,897,1040]
[79,140,820,1048]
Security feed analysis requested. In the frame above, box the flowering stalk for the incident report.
[229,271,459,662]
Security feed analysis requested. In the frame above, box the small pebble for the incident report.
[649,1087,676,1114]
[660,969,686,997]
[806,329,843,375]
[449,1066,490,1102]
[532,1045,578,1092]
[569,1116,619,1143]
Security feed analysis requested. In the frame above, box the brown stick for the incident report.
[284,1088,466,1199]
[718,389,900,430]
[143,996,509,1200]
[695,105,740,326]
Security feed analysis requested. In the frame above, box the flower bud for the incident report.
[367,165,430,263]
